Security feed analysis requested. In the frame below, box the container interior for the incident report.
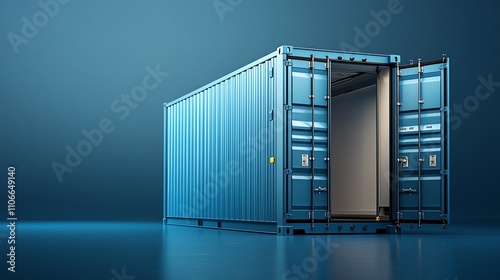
[329,63,391,219]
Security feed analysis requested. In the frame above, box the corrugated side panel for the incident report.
[166,57,277,222]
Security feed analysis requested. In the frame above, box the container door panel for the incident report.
[396,59,450,225]
[286,58,328,222]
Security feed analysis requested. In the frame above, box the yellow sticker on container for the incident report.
[269,157,275,164]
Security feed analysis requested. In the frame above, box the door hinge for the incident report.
[440,170,448,175]
[285,60,293,67]
[284,169,293,175]
[441,106,448,112]
[284,105,293,111]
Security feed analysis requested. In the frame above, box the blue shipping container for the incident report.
[163,46,450,235]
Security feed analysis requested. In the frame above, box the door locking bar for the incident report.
[417,58,423,229]
[309,53,315,229]
[395,58,401,227]
[325,56,331,229]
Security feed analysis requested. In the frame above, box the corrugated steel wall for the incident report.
[165,57,277,222]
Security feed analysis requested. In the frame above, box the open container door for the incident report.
[285,54,329,228]
[394,57,450,228]
[283,47,397,233]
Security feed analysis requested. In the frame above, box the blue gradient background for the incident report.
[0,0,499,222]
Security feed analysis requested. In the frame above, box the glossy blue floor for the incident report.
[3,222,500,279]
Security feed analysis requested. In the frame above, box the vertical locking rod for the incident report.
[325,56,331,229]
[417,58,423,228]
[310,54,315,229]
[395,58,401,227]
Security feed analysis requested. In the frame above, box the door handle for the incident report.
[400,156,409,168]
[400,188,417,194]
[314,187,327,193]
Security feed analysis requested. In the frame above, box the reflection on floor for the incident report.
[3,222,500,279]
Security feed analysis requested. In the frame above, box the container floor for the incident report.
[5,221,500,279]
